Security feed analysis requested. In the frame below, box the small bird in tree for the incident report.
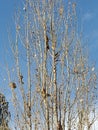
[19,74,24,84]
[46,35,49,51]
[41,88,51,99]
[9,82,16,89]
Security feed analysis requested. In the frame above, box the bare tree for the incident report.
[1,0,98,130]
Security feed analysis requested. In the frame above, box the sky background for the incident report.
[0,0,98,129]
[77,0,98,63]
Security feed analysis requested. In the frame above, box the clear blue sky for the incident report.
[0,0,21,64]
[77,0,98,64]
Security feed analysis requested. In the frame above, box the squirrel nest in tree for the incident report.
[9,82,16,89]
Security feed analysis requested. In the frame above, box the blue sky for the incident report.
[0,0,21,63]
[77,0,98,63]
